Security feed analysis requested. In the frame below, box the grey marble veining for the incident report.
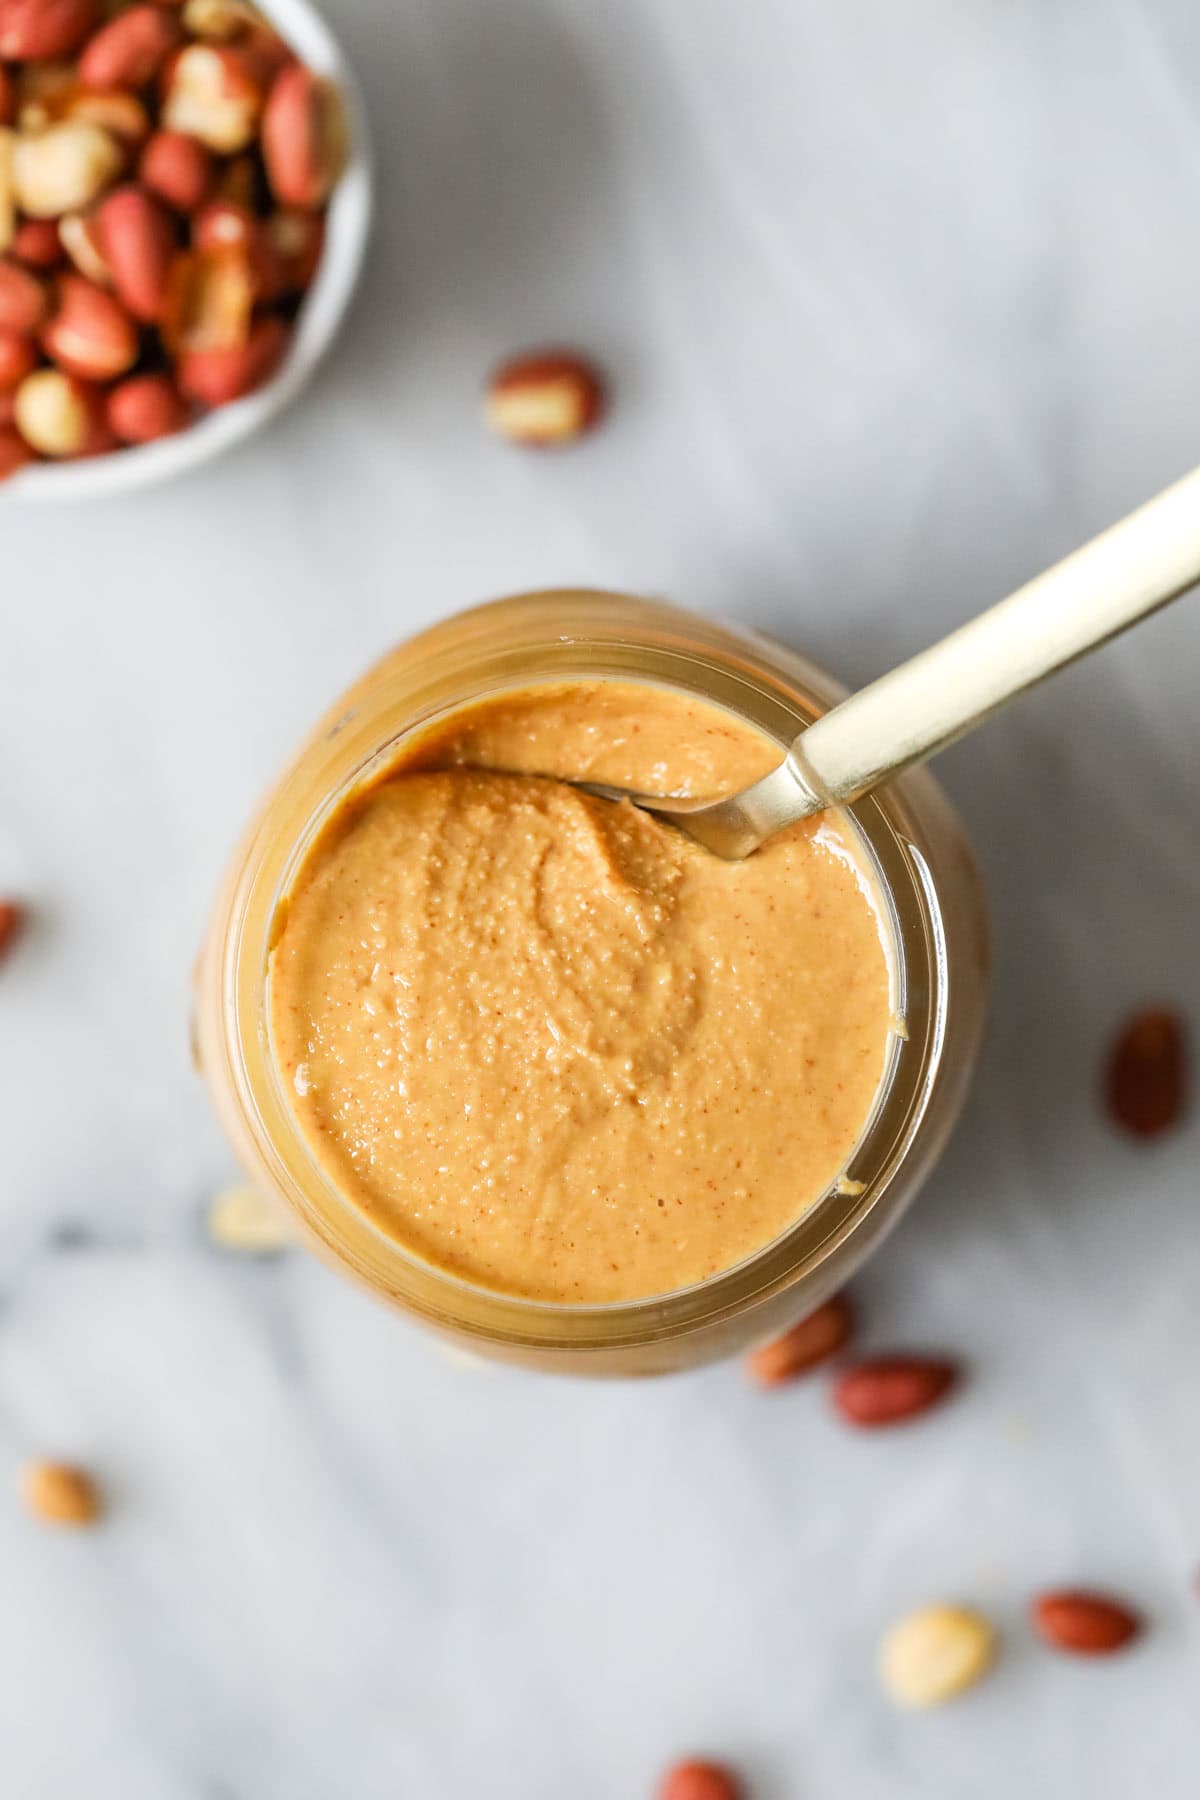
[2,1,1199,1793]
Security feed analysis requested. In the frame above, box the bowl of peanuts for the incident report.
[0,0,372,499]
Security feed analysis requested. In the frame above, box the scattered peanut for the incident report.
[207,1180,291,1253]
[0,897,24,955]
[485,348,607,447]
[878,1603,996,1708]
[23,1459,102,1527]
[1031,1590,1141,1657]
[657,1761,743,1800]
[746,1293,854,1386]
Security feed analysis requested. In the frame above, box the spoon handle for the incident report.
[789,464,1200,808]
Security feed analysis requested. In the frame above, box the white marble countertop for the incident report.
[3,1,1199,1793]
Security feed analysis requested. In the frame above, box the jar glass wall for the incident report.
[194,592,988,1375]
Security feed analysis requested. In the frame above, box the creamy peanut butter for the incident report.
[269,682,892,1303]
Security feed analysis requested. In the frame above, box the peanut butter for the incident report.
[268,681,892,1303]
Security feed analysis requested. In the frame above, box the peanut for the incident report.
[181,0,261,38]
[12,119,123,217]
[138,126,211,212]
[0,125,14,252]
[265,206,321,292]
[96,183,174,321]
[485,349,607,447]
[161,242,252,352]
[746,1293,854,1386]
[262,62,345,209]
[78,3,179,89]
[832,1356,959,1428]
[657,1763,742,1800]
[1031,1590,1141,1656]
[0,423,33,475]
[0,0,97,61]
[0,326,36,387]
[11,216,63,267]
[878,1604,996,1708]
[58,208,110,282]
[14,362,102,453]
[176,308,286,405]
[207,1180,291,1252]
[192,195,280,298]
[59,85,150,144]
[107,368,187,442]
[0,256,48,331]
[0,64,12,128]
[42,269,137,377]
[22,1458,102,1526]
[0,898,24,955]
[161,42,262,153]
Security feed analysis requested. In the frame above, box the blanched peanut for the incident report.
[12,119,123,217]
[14,364,102,454]
[58,209,110,282]
[878,1604,996,1708]
[161,43,262,153]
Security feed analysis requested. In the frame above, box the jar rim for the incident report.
[207,591,977,1352]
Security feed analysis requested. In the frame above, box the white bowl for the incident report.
[2,0,373,502]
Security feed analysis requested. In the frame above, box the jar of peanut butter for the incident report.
[194,592,987,1374]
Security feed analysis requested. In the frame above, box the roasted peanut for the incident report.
[0,125,14,252]
[0,0,97,61]
[485,349,607,446]
[22,1459,102,1526]
[78,3,179,90]
[161,42,262,153]
[657,1763,743,1800]
[96,183,174,321]
[11,216,63,267]
[1031,1590,1142,1657]
[181,0,261,38]
[192,195,279,297]
[262,62,345,208]
[0,326,36,386]
[58,208,109,281]
[176,309,287,405]
[161,242,252,352]
[41,270,137,377]
[265,206,321,292]
[138,126,211,211]
[0,256,48,330]
[0,420,32,475]
[14,363,103,453]
[0,897,24,953]
[107,368,187,442]
[59,85,150,144]
[14,57,74,131]
[12,119,123,217]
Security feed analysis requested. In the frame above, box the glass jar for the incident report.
[194,591,988,1375]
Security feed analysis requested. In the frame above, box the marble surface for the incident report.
[2,1,1199,1793]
